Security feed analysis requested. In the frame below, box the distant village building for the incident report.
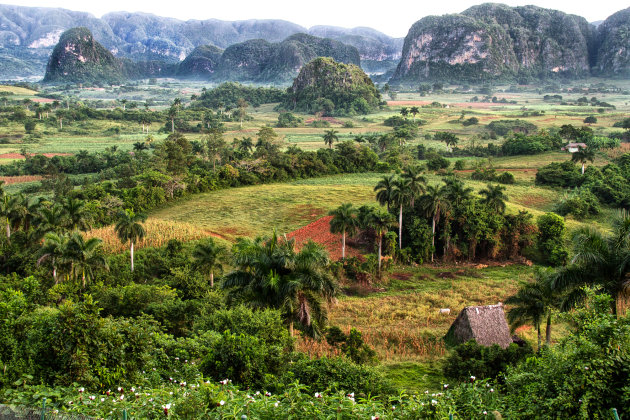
[444,303,513,349]
[561,142,588,153]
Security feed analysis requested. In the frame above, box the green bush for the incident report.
[443,340,533,383]
[496,172,515,184]
[454,160,466,170]
[535,160,580,188]
[426,153,450,171]
[277,112,302,128]
[554,188,600,219]
[536,213,568,266]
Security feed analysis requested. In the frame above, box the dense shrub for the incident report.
[536,213,568,266]
[501,133,562,156]
[554,188,600,219]
[496,172,515,184]
[443,340,533,382]
[488,120,537,136]
[276,112,302,127]
[535,160,580,188]
[426,153,450,171]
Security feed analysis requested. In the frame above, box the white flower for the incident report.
[130,387,135,392]
[88,395,95,401]
[490,388,494,393]
[584,366,589,370]
[219,400,225,406]
[483,411,487,415]
[347,392,354,398]
[100,398,105,402]
[265,392,272,396]
[175,357,179,360]
[119,395,124,400]
[424,390,429,394]
[118,387,123,392]
[78,387,84,393]
[314,392,322,398]
[431,399,437,405]
[274,401,279,407]
[444,384,449,389]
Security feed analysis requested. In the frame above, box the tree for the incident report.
[409,106,420,121]
[114,209,147,272]
[64,232,107,288]
[401,166,426,207]
[506,269,561,349]
[552,213,630,315]
[444,177,473,207]
[222,232,338,337]
[1,194,26,239]
[237,98,249,129]
[367,208,396,275]
[37,203,67,237]
[192,238,227,287]
[62,197,90,232]
[391,178,412,250]
[435,132,458,152]
[479,184,508,214]
[571,148,595,175]
[167,106,177,133]
[419,185,449,262]
[400,107,409,119]
[583,116,597,124]
[329,203,359,259]
[323,129,339,149]
[37,232,69,283]
[374,174,397,211]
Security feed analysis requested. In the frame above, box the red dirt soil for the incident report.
[0,152,72,159]
[0,175,43,185]
[31,98,55,103]
[287,216,362,261]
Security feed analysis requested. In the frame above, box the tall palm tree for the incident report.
[37,232,69,283]
[37,203,67,237]
[571,148,595,175]
[238,137,254,154]
[167,106,177,133]
[329,203,359,259]
[374,174,397,211]
[62,197,91,232]
[367,208,396,275]
[400,107,409,118]
[444,177,473,208]
[409,106,420,121]
[479,184,508,214]
[552,214,630,315]
[192,238,226,287]
[114,209,147,272]
[65,232,107,288]
[401,166,426,207]
[1,194,26,239]
[323,129,339,149]
[506,269,561,349]
[419,185,449,262]
[222,232,338,337]
[391,178,412,250]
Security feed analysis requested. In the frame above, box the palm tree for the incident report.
[419,185,449,262]
[1,194,26,239]
[400,107,409,118]
[571,148,595,175]
[444,177,473,207]
[167,106,177,133]
[552,214,630,315]
[374,174,397,211]
[222,232,338,337]
[506,269,561,349]
[37,203,67,237]
[401,166,426,207]
[238,137,254,154]
[409,106,420,121]
[367,208,396,275]
[391,178,412,250]
[114,209,147,272]
[323,129,339,149]
[479,184,508,214]
[62,197,91,232]
[329,203,359,259]
[192,238,226,287]
[64,232,107,288]
[37,232,69,283]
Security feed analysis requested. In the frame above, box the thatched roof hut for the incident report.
[444,303,512,349]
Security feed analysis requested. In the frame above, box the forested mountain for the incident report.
[594,7,630,77]
[0,3,398,78]
[391,4,598,84]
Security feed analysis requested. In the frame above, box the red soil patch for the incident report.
[386,101,431,106]
[0,175,43,185]
[287,215,362,261]
[30,98,55,103]
[304,117,344,125]
[0,152,72,159]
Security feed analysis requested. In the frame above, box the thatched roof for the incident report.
[444,303,512,349]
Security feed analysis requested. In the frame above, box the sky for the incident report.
[4,0,628,37]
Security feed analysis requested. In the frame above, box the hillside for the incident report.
[210,33,361,83]
[391,3,597,84]
[176,44,223,78]
[594,7,630,77]
[43,27,124,83]
[283,57,381,115]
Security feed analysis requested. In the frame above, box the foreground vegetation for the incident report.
[1,78,629,418]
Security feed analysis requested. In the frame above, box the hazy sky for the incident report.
[4,1,628,37]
